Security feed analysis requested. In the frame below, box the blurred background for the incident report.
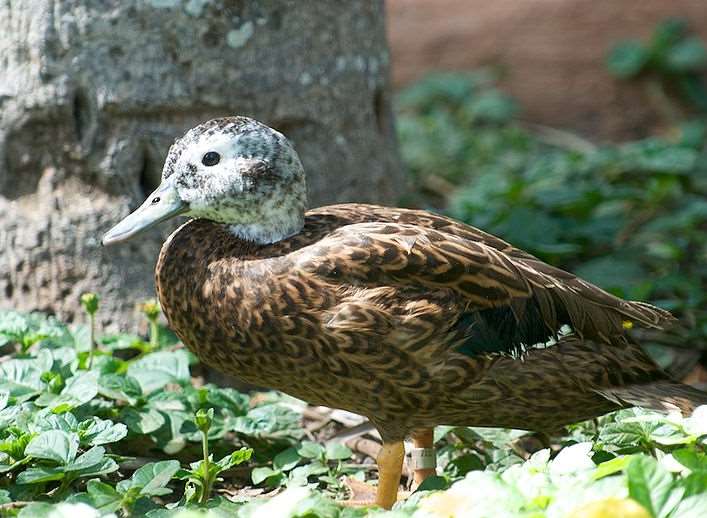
[1,0,707,383]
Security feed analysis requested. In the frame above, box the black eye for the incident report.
[202,151,220,166]
[151,197,160,204]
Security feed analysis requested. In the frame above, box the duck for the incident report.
[103,116,707,509]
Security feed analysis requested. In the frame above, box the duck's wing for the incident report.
[296,220,673,346]
[310,204,541,261]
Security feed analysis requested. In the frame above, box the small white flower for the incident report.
[418,472,523,518]
[684,405,707,437]
[658,452,691,475]
[550,442,595,477]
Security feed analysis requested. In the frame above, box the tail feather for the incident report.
[597,381,707,415]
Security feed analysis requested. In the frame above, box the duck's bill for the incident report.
[102,178,189,246]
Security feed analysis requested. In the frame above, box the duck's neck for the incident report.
[227,202,305,244]
[228,218,303,244]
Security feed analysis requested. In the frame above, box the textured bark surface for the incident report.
[0,0,401,329]
[387,0,707,140]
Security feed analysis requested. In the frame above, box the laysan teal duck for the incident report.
[103,116,707,508]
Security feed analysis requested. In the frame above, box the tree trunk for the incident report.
[0,0,401,330]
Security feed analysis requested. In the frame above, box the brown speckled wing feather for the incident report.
[298,207,673,344]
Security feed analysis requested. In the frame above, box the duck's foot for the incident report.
[339,478,410,508]
[341,430,437,509]
[374,440,406,508]
[338,441,405,509]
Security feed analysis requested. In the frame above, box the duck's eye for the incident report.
[151,197,160,204]
[202,151,220,167]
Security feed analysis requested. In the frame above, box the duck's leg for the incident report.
[375,440,405,509]
[410,428,436,489]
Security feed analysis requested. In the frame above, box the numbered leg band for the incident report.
[409,447,436,470]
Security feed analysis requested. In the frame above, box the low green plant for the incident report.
[607,18,707,112]
[0,301,705,514]
[82,460,180,515]
[251,440,364,498]
[178,408,253,505]
[80,293,99,369]
[0,306,303,515]
[141,299,162,351]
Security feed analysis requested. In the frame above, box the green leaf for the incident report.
[231,403,304,441]
[607,40,649,77]
[70,324,92,353]
[127,350,191,394]
[16,465,65,484]
[594,455,635,480]
[325,442,352,461]
[98,373,142,404]
[216,448,253,471]
[445,452,484,478]
[121,407,165,435]
[0,310,31,340]
[0,431,33,461]
[205,386,248,415]
[677,75,707,112]
[673,449,707,473]
[79,417,128,446]
[32,411,78,433]
[670,495,707,518]
[0,311,72,350]
[25,430,78,465]
[290,491,341,518]
[651,18,688,53]
[273,447,301,472]
[73,456,119,478]
[665,37,707,72]
[288,461,329,487]
[467,91,517,124]
[297,441,325,459]
[0,360,44,399]
[86,479,122,512]
[45,371,99,411]
[65,446,106,472]
[416,475,450,492]
[680,473,707,498]
[252,466,278,485]
[627,456,677,518]
[100,333,145,351]
[132,460,180,496]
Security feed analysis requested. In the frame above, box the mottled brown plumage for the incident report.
[155,204,704,441]
[103,117,707,508]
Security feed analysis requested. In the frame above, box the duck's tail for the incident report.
[597,381,707,415]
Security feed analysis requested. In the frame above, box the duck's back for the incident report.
[156,204,692,438]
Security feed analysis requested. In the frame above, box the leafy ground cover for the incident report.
[0,303,706,517]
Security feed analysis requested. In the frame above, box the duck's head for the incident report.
[102,116,307,246]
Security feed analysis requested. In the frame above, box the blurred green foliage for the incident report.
[607,18,707,111]
[396,64,707,349]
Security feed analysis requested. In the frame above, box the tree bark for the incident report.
[0,0,401,329]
